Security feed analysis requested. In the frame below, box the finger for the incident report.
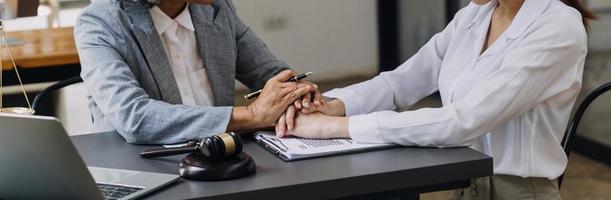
[294,100,302,109]
[271,70,295,82]
[286,105,296,131]
[301,107,316,114]
[277,113,287,137]
[266,80,296,93]
[275,114,281,136]
[277,86,299,99]
[312,84,324,106]
[279,81,298,88]
[278,83,312,105]
[282,85,315,107]
[275,119,280,137]
[302,92,312,108]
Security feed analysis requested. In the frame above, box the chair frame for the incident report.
[558,81,611,187]
[31,76,83,112]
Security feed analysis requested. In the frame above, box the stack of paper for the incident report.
[254,131,394,161]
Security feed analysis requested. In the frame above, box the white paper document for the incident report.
[254,131,394,161]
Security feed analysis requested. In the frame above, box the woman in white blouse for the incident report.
[276,0,597,199]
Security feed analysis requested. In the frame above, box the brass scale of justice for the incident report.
[0,19,35,115]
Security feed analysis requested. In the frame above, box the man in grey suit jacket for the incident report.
[75,0,318,144]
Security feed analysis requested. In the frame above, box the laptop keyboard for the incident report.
[97,183,143,200]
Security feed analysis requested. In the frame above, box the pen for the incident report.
[244,71,314,100]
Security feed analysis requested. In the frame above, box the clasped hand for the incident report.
[231,69,350,139]
[228,70,323,131]
[274,90,350,139]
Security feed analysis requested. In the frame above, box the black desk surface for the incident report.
[71,132,492,200]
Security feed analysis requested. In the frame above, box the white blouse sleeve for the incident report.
[324,19,457,116]
[343,16,586,146]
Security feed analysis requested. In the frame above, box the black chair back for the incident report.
[558,81,611,187]
[32,76,83,113]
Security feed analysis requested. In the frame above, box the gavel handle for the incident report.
[140,146,197,158]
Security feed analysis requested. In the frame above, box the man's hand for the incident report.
[228,70,317,131]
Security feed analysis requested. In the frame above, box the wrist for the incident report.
[227,106,264,131]
[323,116,350,138]
[327,99,347,116]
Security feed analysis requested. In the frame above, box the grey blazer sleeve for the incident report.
[223,0,290,89]
[75,6,232,144]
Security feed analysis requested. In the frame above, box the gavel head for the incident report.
[198,132,243,161]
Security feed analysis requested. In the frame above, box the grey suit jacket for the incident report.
[75,0,288,144]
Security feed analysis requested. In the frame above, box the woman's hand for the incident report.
[228,70,317,131]
[300,98,346,116]
[276,111,349,139]
[293,81,324,110]
[275,98,346,134]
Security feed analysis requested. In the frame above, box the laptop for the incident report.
[0,113,179,200]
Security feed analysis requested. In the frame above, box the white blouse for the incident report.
[325,0,587,179]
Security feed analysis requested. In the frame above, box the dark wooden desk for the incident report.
[2,27,80,85]
[72,132,493,200]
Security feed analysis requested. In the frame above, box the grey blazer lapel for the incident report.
[124,2,182,104]
[190,3,235,106]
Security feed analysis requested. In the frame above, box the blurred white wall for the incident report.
[56,83,94,135]
[578,1,611,146]
[587,2,611,52]
[397,0,471,62]
[398,0,445,61]
[232,0,379,86]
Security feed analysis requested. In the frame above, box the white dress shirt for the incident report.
[325,0,587,179]
[150,5,214,106]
